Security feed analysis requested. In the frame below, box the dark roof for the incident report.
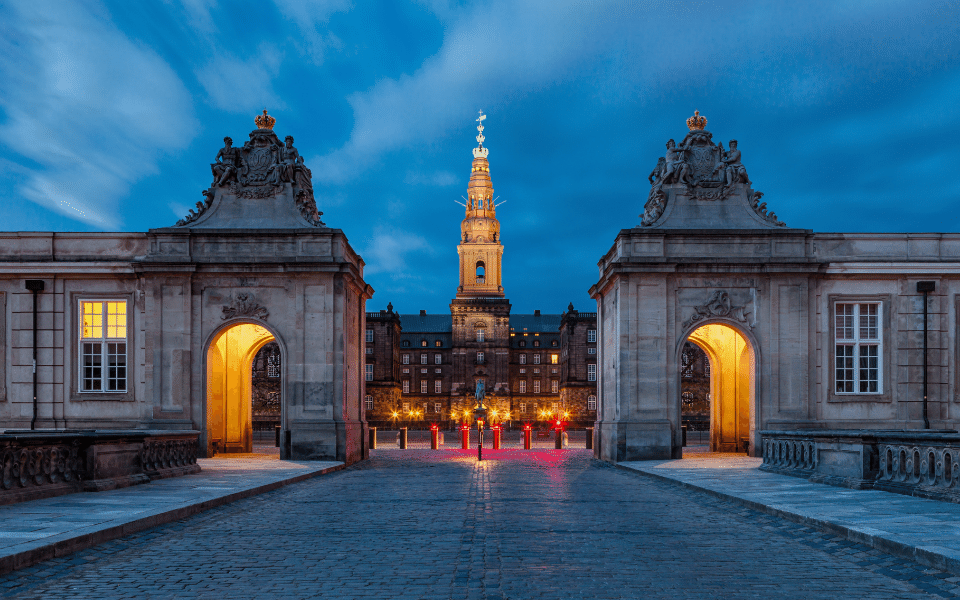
[399,314,452,333]
[509,314,562,333]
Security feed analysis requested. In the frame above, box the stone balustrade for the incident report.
[760,429,960,503]
[0,430,200,505]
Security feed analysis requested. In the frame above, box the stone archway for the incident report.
[684,322,755,453]
[206,322,277,454]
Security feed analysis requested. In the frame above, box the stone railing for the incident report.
[0,430,200,505]
[760,430,960,502]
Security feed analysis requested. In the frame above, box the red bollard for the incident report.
[523,425,532,450]
[493,425,502,450]
[430,424,439,450]
[461,425,470,449]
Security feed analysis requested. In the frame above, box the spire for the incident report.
[466,110,495,216]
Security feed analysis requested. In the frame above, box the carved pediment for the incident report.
[682,290,756,330]
[222,293,269,321]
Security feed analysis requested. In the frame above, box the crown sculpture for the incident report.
[174,110,323,228]
[640,111,785,228]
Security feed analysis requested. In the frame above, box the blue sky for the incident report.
[2,1,959,315]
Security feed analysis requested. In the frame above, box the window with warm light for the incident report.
[402,381,410,394]
[435,402,441,413]
[551,380,558,393]
[519,403,526,412]
[403,402,410,412]
[835,302,882,393]
[80,300,127,392]
[533,380,541,394]
[421,339,428,347]
[476,328,485,342]
[435,340,442,347]
[550,354,558,364]
[365,395,373,410]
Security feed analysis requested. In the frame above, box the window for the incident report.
[533,368,540,374]
[435,368,442,374]
[365,395,373,410]
[402,340,410,347]
[519,368,526,374]
[551,380,558,393]
[365,347,373,355]
[681,350,694,378]
[588,364,597,382]
[533,340,540,347]
[551,340,558,347]
[835,302,882,393]
[477,352,484,364]
[435,402,441,413]
[587,395,597,410]
[402,354,410,364]
[402,368,409,374]
[402,381,410,394]
[476,328,485,342]
[434,380,442,394]
[519,354,526,364]
[267,352,281,377]
[80,301,127,392]
[435,340,443,347]
[476,261,485,284]
[519,380,527,393]
[365,329,373,343]
[587,329,597,343]
[520,403,527,412]
[421,340,428,347]
[533,380,541,394]
[421,354,427,364]
[550,354,558,364]
[435,354,442,365]
[588,348,596,355]
[533,354,541,364]
[365,364,373,381]
[704,356,711,377]
[551,368,557,374]
[403,402,410,412]
[421,380,428,394]
[421,368,427,374]
[519,341,526,348]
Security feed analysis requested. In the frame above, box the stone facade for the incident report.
[592,112,958,462]
[0,112,371,463]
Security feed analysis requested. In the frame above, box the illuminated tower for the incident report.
[457,111,504,298]
[450,111,511,403]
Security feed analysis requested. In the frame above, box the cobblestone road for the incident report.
[1,450,956,599]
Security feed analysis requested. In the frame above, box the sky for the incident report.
[1,0,959,315]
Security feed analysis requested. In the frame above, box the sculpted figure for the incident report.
[661,139,691,185]
[211,137,241,187]
[648,156,666,185]
[475,379,485,404]
[280,136,301,182]
[717,139,748,187]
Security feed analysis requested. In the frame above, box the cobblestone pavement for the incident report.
[1,449,956,599]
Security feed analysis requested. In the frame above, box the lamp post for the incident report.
[473,379,488,460]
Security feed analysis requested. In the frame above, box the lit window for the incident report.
[402,354,410,364]
[519,354,526,364]
[533,380,541,394]
[421,380,428,394]
[477,352,484,364]
[519,380,527,393]
[80,301,127,392]
[365,364,373,381]
[365,395,373,410]
[533,354,541,364]
[435,402,441,413]
[421,340,428,347]
[435,354,442,365]
[835,302,882,393]
[519,403,526,412]
[588,364,597,382]
[435,380,442,394]
[476,328,485,342]
[551,380,558,393]
[421,354,427,364]
[403,402,410,412]
[550,354,558,364]
[587,329,597,343]
[365,329,373,343]
[551,340,558,347]
[403,381,410,394]
[587,395,597,410]
[435,340,442,347]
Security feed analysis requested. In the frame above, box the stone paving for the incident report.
[0,449,956,599]
[0,450,341,574]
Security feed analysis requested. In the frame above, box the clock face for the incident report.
[478,220,484,227]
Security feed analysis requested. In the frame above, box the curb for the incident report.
[0,463,346,575]
[613,462,960,576]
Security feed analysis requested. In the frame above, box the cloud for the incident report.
[194,44,285,113]
[273,0,351,64]
[404,170,459,186]
[358,226,432,277]
[0,0,195,229]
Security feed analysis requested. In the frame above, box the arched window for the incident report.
[435,340,443,347]
[519,340,526,348]
[533,340,540,347]
[587,395,597,410]
[421,339,428,347]
[476,261,485,284]
[551,340,558,347]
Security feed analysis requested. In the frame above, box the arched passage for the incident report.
[684,322,755,453]
[206,322,277,454]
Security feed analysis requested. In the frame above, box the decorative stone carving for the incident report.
[682,290,755,330]
[175,189,215,227]
[1,444,80,490]
[221,293,269,321]
[139,438,199,474]
[751,191,785,227]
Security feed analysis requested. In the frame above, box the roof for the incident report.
[399,314,452,333]
[509,314,562,333]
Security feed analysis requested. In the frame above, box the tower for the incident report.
[450,112,511,404]
[457,111,504,298]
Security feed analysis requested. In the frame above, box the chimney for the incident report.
[420,309,426,316]
[534,309,541,316]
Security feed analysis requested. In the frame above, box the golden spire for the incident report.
[686,109,707,131]
[473,110,489,159]
[255,109,276,130]
[466,111,494,215]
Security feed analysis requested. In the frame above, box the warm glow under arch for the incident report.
[206,322,276,454]
[686,322,755,454]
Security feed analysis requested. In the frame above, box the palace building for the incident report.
[364,115,598,428]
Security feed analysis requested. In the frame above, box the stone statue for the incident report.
[716,140,748,187]
[648,156,666,185]
[211,137,241,187]
[280,136,301,183]
[475,379,485,404]
[661,139,691,185]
